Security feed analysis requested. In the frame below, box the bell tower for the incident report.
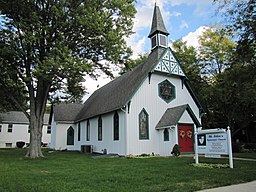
[148,4,169,50]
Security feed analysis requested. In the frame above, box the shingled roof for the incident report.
[148,4,169,38]
[76,48,166,122]
[52,103,84,123]
[155,104,201,129]
[0,111,49,125]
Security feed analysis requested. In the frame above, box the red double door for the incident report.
[178,124,194,152]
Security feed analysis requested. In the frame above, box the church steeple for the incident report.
[148,4,169,50]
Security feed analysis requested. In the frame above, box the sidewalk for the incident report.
[197,180,256,192]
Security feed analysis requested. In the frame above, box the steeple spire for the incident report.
[148,4,169,50]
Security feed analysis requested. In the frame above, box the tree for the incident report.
[0,0,136,158]
[214,0,256,65]
[120,53,148,74]
[198,26,236,78]
[172,40,205,98]
[211,64,256,136]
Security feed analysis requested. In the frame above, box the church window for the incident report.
[98,116,102,141]
[139,108,149,140]
[113,111,119,141]
[151,34,157,49]
[164,128,169,141]
[86,120,90,141]
[159,34,167,47]
[67,126,74,145]
[78,122,81,141]
[158,79,175,103]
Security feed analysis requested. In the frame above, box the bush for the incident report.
[171,144,180,156]
[232,142,242,153]
[16,141,25,148]
[243,143,256,152]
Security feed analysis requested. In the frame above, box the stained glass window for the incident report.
[158,79,175,103]
[67,126,74,145]
[86,120,90,141]
[98,116,102,141]
[139,108,149,140]
[114,111,119,141]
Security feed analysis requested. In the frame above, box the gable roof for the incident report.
[52,103,84,123]
[76,48,166,122]
[0,111,49,125]
[148,4,169,38]
[155,104,201,129]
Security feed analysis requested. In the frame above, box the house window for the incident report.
[8,124,13,133]
[67,126,74,145]
[5,143,12,148]
[164,128,169,141]
[98,116,102,141]
[139,108,149,140]
[47,126,51,134]
[86,120,90,141]
[78,122,81,142]
[158,79,176,103]
[113,111,119,141]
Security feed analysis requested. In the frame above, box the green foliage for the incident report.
[120,53,148,74]
[214,0,256,65]
[171,144,180,156]
[198,26,236,77]
[0,0,136,105]
[0,0,136,158]
[172,39,207,104]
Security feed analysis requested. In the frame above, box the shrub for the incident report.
[232,142,242,153]
[171,144,180,156]
[16,141,25,148]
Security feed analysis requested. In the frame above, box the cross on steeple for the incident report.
[148,4,169,50]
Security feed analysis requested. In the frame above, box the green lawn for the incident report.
[0,149,256,192]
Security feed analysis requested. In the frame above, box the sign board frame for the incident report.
[194,127,233,168]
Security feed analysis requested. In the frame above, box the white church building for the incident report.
[49,4,202,156]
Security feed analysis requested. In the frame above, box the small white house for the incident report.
[50,4,202,156]
[0,111,51,148]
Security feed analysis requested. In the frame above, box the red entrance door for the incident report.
[178,124,194,152]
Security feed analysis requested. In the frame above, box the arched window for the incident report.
[139,108,149,140]
[67,126,74,145]
[164,128,169,141]
[78,122,81,141]
[113,111,119,140]
[86,120,90,141]
[98,116,102,141]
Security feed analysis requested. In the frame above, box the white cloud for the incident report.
[182,26,209,48]
[126,34,147,59]
[179,20,189,30]
[170,11,182,17]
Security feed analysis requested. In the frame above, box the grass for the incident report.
[0,149,256,192]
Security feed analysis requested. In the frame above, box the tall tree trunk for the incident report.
[26,79,50,158]
[26,112,44,158]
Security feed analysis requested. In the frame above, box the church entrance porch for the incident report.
[178,124,194,152]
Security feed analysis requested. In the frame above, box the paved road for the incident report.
[197,180,256,192]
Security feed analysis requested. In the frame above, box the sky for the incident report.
[83,0,221,100]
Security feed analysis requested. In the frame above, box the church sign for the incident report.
[194,127,233,168]
[197,133,228,155]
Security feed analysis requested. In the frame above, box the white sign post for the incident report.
[194,127,233,168]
